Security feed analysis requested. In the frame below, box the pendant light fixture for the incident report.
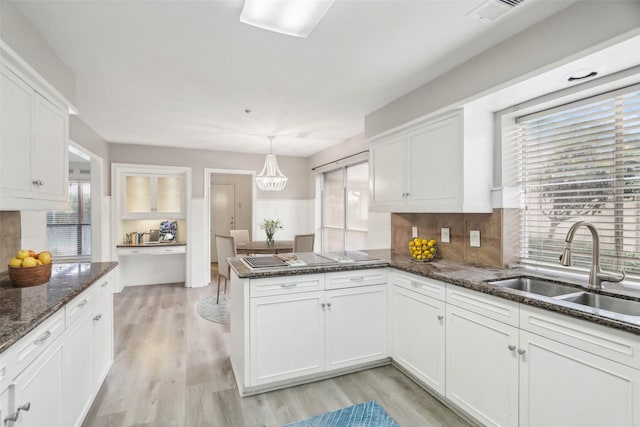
[256,136,288,191]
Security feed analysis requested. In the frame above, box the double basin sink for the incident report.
[486,276,640,319]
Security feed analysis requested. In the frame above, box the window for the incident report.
[47,181,91,258]
[321,162,369,251]
[517,87,640,279]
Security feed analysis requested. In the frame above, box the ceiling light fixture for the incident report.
[240,0,335,38]
[256,136,288,191]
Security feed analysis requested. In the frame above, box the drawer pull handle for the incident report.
[101,281,109,287]
[281,283,297,289]
[4,402,30,424]
[350,277,364,282]
[93,314,103,322]
[508,345,516,351]
[34,331,51,345]
[410,281,422,287]
[78,299,89,308]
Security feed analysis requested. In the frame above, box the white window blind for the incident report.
[517,86,640,278]
[47,181,91,258]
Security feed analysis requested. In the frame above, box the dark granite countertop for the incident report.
[116,241,186,248]
[0,262,118,354]
[229,249,640,335]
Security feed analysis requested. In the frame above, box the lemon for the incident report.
[8,257,22,268]
[409,241,415,247]
[21,257,37,267]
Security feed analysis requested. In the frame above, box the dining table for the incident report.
[236,240,294,254]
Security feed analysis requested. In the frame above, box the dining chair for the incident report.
[215,234,236,304]
[230,229,250,246]
[293,233,315,253]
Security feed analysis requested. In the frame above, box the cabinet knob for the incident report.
[321,303,326,308]
[31,180,43,186]
[517,349,526,355]
[93,314,103,322]
[508,345,516,351]
[327,302,332,308]
[437,315,444,321]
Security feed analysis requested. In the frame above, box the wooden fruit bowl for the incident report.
[8,263,52,287]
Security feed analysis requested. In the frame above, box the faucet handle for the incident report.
[601,269,626,284]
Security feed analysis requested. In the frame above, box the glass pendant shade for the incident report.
[256,137,288,191]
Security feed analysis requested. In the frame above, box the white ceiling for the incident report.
[17,0,579,157]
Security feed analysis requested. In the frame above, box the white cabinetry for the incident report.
[114,166,186,219]
[11,339,64,427]
[2,269,115,427]
[0,64,68,211]
[234,269,388,395]
[391,272,446,396]
[369,110,491,213]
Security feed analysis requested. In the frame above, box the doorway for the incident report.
[204,169,256,284]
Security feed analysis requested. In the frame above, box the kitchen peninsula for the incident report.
[228,250,640,427]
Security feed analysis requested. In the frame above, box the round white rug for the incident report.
[196,294,230,324]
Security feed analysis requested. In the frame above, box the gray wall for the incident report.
[0,1,75,103]
[309,133,367,170]
[365,0,640,138]
[108,143,313,199]
[70,116,111,193]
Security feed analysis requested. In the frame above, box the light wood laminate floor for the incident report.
[83,273,470,427]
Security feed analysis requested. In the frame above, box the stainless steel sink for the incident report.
[556,292,640,317]
[486,276,580,297]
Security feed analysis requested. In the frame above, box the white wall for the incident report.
[365,1,640,138]
[254,199,316,242]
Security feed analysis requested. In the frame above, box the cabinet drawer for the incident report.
[250,274,324,298]
[152,245,186,255]
[65,286,97,327]
[446,286,519,327]
[520,305,640,369]
[393,271,446,301]
[93,270,115,302]
[15,310,65,372]
[325,269,387,290]
[117,247,151,256]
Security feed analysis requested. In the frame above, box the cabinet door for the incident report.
[406,115,461,211]
[250,291,324,386]
[446,304,519,427]
[519,330,640,427]
[325,285,387,371]
[92,291,114,390]
[0,387,8,426]
[370,136,405,209]
[1,68,33,198]
[155,175,183,214]
[124,174,153,215]
[391,286,445,395]
[31,93,67,201]
[63,313,93,427]
[12,340,64,427]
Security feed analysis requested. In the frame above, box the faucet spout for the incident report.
[560,221,625,289]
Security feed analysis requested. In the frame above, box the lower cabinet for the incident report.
[241,270,389,391]
[92,289,114,390]
[11,339,64,427]
[63,310,93,427]
[325,285,387,371]
[250,291,325,385]
[391,284,445,395]
[446,304,519,427]
[519,330,639,427]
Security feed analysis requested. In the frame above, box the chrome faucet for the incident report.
[559,221,625,289]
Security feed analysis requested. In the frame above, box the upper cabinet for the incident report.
[1,63,69,211]
[114,164,188,219]
[369,110,492,213]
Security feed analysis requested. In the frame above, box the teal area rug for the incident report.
[283,401,400,427]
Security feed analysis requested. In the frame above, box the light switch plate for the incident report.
[412,226,418,238]
[441,228,450,243]
[470,230,480,247]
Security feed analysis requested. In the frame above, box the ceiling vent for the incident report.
[467,0,525,22]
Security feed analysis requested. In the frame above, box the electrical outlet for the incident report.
[412,226,418,238]
[470,230,481,247]
[441,228,450,243]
